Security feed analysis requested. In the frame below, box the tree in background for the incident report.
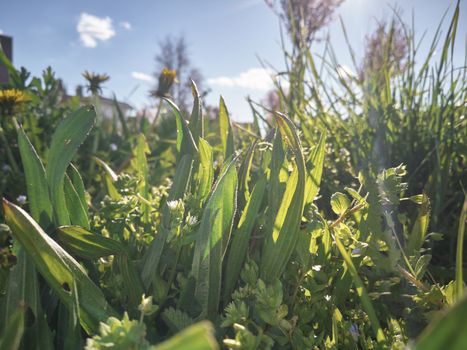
[153,35,206,113]
[265,0,344,47]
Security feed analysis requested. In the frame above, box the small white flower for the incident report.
[16,195,27,205]
[186,214,198,226]
[324,294,331,301]
[311,265,322,272]
[167,200,179,210]
[110,143,118,151]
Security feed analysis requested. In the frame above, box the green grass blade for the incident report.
[455,195,466,300]
[57,225,126,260]
[153,321,218,350]
[93,156,121,200]
[191,157,237,319]
[3,199,116,333]
[333,229,386,343]
[223,177,266,300]
[219,96,235,160]
[46,106,96,225]
[17,125,53,228]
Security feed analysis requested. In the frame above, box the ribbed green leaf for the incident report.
[195,138,214,206]
[192,157,237,319]
[117,255,145,308]
[416,295,467,350]
[3,199,116,333]
[68,164,87,214]
[237,141,257,208]
[189,81,203,141]
[153,321,218,350]
[46,106,96,225]
[17,126,53,228]
[57,226,126,260]
[260,113,306,282]
[133,134,150,223]
[219,96,235,160]
[0,304,25,350]
[64,175,89,229]
[224,177,266,300]
[407,193,430,257]
[304,132,326,204]
[164,98,198,157]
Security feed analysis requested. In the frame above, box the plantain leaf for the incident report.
[17,125,53,228]
[64,175,89,229]
[164,98,198,157]
[133,134,150,223]
[0,304,25,350]
[153,321,218,350]
[57,225,126,260]
[195,138,214,207]
[304,132,326,204]
[3,199,116,333]
[219,96,235,160]
[46,106,96,225]
[192,157,237,319]
[416,295,467,350]
[331,192,351,215]
[406,193,430,257]
[223,176,266,300]
[189,80,203,141]
[260,113,306,282]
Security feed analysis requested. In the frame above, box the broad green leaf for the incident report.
[260,113,306,282]
[331,192,351,215]
[133,134,150,223]
[0,304,25,350]
[141,154,194,289]
[189,81,203,141]
[3,199,116,333]
[333,228,386,343]
[224,177,266,300]
[416,295,467,350]
[46,106,96,225]
[17,126,53,228]
[219,96,235,160]
[68,164,87,214]
[237,141,257,208]
[153,321,218,350]
[406,193,430,257]
[64,175,89,229]
[304,132,326,204]
[268,129,285,217]
[164,98,198,157]
[117,255,145,308]
[57,226,126,260]
[455,196,466,301]
[192,157,237,319]
[195,138,214,206]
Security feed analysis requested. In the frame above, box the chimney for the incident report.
[0,35,13,85]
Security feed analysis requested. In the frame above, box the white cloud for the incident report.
[131,71,155,83]
[120,21,132,30]
[207,68,277,91]
[0,29,3,35]
[77,13,115,48]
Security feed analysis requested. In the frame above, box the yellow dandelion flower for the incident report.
[0,89,29,116]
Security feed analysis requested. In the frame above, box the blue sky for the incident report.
[0,0,465,121]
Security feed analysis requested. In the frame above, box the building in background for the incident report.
[0,35,13,84]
